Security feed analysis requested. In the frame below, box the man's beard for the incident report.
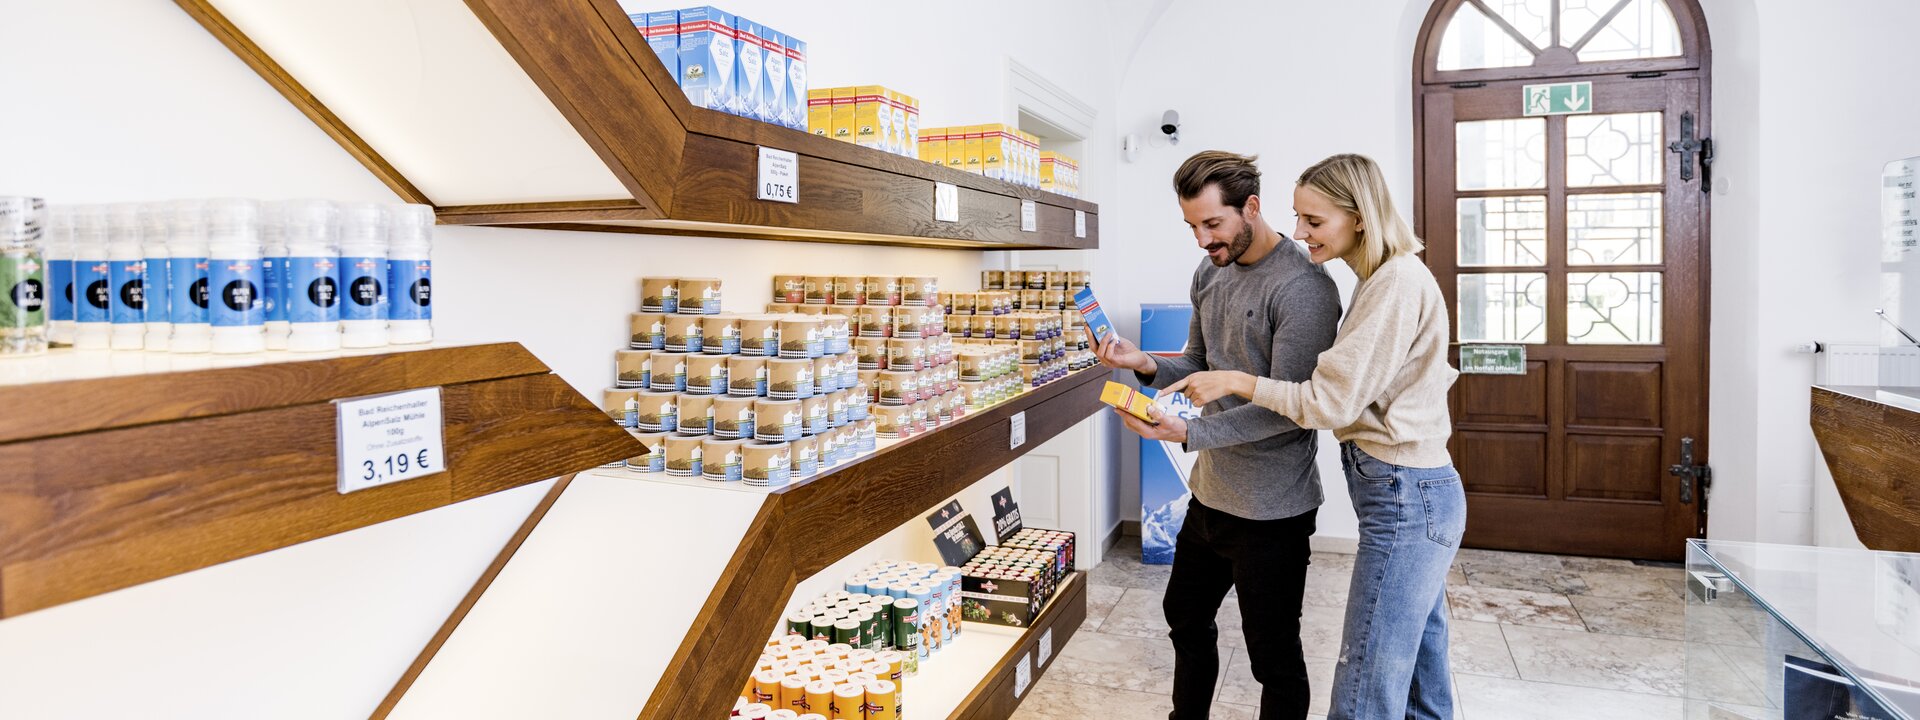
[1207,219,1255,267]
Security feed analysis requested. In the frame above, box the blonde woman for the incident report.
[1164,154,1465,720]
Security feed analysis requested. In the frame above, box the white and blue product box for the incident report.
[1139,303,1198,565]
[783,35,808,131]
[731,15,764,119]
[759,27,787,125]
[641,10,678,79]
[676,6,735,111]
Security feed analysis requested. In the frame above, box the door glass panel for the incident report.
[1458,119,1547,190]
[1486,0,1554,49]
[1569,192,1663,265]
[1576,0,1683,62]
[1559,0,1625,49]
[1459,196,1547,266]
[1567,112,1664,187]
[1459,273,1548,343]
[1568,271,1663,344]
[1437,3,1537,71]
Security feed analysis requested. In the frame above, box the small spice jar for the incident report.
[767,358,816,400]
[677,392,715,435]
[640,276,679,313]
[677,277,722,315]
[728,355,769,397]
[629,312,666,350]
[616,349,652,389]
[685,354,728,395]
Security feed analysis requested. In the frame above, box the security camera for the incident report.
[1160,110,1180,145]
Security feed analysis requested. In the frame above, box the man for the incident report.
[1098,151,1340,720]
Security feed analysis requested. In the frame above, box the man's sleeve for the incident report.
[1140,267,1208,389]
[1181,271,1342,451]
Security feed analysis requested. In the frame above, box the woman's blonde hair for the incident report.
[1297,154,1423,280]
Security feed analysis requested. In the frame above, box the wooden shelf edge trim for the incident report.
[172,0,430,205]
[954,572,1088,720]
[372,475,578,719]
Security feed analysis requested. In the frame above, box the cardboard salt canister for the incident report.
[701,437,747,482]
[778,315,824,358]
[812,355,837,394]
[898,276,936,306]
[847,377,871,420]
[616,349,652,389]
[855,306,891,338]
[625,430,668,473]
[634,390,679,433]
[664,433,705,477]
[756,398,802,441]
[768,358,815,400]
[889,307,923,338]
[663,313,704,353]
[703,314,741,355]
[802,276,833,305]
[729,355,769,397]
[677,392,716,435]
[864,275,900,306]
[649,351,690,392]
[686,354,729,395]
[640,276,679,313]
[792,304,828,317]
[713,394,758,439]
[738,313,781,357]
[876,370,914,406]
[857,369,881,402]
[887,338,927,372]
[772,275,807,304]
[800,394,828,436]
[833,276,864,305]
[820,313,850,354]
[857,419,877,451]
[766,302,800,314]
[873,404,911,438]
[827,389,850,428]
[602,388,639,429]
[1025,271,1048,290]
[790,433,820,476]
[629,311,666,350]
[742,441,792,487]
[853,336,889,370]
[677,277,722,314]
[981,269,1005,291]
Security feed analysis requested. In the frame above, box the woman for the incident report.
[1163,153,1465,720]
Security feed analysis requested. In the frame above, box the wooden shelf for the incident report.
[929,572,1089,720]
[0,343,640,618]
[1811,385,1920,553]
[178,0,1099,251]
[639,365,1107,718]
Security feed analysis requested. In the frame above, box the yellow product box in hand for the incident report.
[1101,381,1159,425]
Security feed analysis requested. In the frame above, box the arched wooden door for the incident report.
[1414,0,1712,560]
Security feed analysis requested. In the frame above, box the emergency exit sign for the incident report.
[1523,81,1593,116]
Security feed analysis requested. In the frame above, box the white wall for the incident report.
[0,0,1119,715]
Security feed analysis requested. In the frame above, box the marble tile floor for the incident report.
[1012,536,1765,720]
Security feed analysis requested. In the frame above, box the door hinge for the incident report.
[1670,436,1712,505]
[1668,111,1714,193]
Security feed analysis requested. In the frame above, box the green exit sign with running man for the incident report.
[1523,81,1593,116]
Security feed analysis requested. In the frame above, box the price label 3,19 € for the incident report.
[335,386,448,494]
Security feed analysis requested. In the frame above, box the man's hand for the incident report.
[1163,370,1258,407]
[1094,334,1156,376]
[1113,403,1187,443]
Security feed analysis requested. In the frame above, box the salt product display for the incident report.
[205,199,267,354]
[141,203,172,351]
[385,203,434,344]
[336,202,388,349]
[280,200,341,352]
[105,202,146,350]
[0,197,48,356]
[167,200,212,354]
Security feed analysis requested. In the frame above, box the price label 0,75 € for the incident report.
[335,386,448,494]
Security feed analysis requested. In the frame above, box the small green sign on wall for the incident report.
[1523,81,1593,116]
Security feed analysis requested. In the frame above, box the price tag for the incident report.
[1038,628,1054,667]
[935,182,960,223]
[757,146,799,204]
[1010,411,1026,449]
[335,387,447,494]
[1012,653,1032,698]
[1074,210,1087,238]
[1020,200,1037,232]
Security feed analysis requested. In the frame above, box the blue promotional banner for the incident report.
[1139,303,1197,565]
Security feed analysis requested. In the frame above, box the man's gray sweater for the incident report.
[1139,240,1341,521]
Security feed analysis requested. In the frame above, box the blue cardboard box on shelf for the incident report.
[675,6,736,111]
[1139,303,1197,565]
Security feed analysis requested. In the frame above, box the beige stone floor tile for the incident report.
[1446,585,1585,631]
[1216,647,1337,715]
[1503,624,1686,696]
[1454,674,1684,720]
[1083,583,1125,632]
[1046,631,1178,695]
[1007,675,1260,720]
[1448,620,1519,679]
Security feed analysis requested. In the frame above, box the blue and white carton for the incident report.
[638,11,678,79]
[731,15,764,119]
[760,27,787,125]
[783,35,808,131]
[676,6,735,111]
[1138,303,1199,565]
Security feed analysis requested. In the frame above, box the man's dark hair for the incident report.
[1173,151,1261,210]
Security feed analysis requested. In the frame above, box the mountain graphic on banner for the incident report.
[1142,491,1191,564]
